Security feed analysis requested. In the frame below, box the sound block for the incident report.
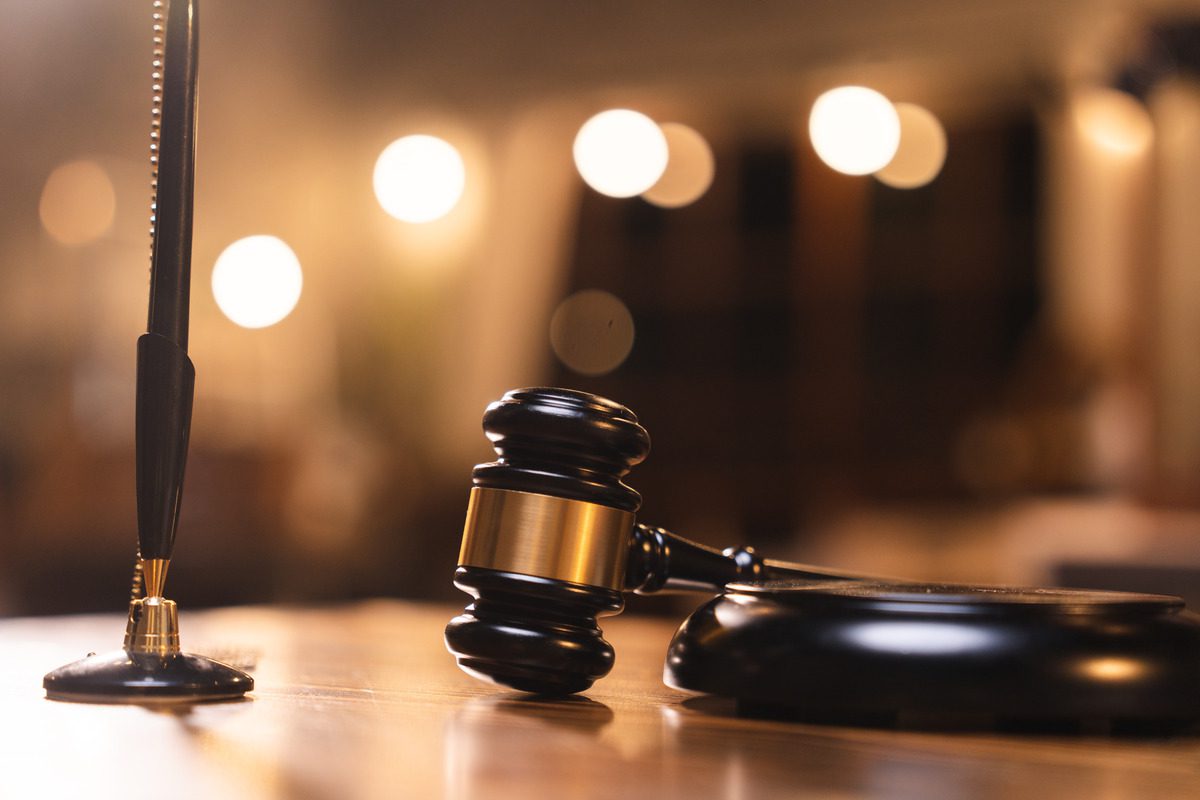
[665,581,1200,731]
[44,649,252,704]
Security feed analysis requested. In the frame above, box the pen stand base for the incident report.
[43,649,253,704]
[42,595,253,704]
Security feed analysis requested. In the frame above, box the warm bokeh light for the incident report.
[38,160,116,245]
[373,134,466,223]
[211,235,303,329]
[874,103,947,188]
[573,109,669,198]
[549,289,635,375]
[1073,87,1154,157]
[642,123,715,208]
[809,86,901,175]
[1079,656,1145,682]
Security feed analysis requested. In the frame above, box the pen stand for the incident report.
[43,560,252,704]
[40,0,250,706]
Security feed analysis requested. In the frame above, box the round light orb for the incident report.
[211,235,303,329]
[550,289,635,376]
[875,103,948,188]
[573,109,669,198]
[642,123,715,208]
[39,160,116,245]
[374,134,466,223]
[809,86,901,175]
[1073,87,1153,157]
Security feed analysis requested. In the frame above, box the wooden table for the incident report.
[3,601,1199,799]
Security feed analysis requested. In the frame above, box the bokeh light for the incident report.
[875,103,948,188]
[642,122,715,208]
[573,109,669,198]
[550,289,635,375]
[1073,87,1154,157]
[211,235,303,329]
[39,160,116,245]
[809,86,901,176]
[374,134,466,223]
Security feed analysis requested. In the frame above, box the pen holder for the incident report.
[125,595,181,655]
[43,561,253,704]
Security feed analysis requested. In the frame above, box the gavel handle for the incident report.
[625,523,872,594]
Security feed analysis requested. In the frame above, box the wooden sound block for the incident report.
[665,581,1200,731]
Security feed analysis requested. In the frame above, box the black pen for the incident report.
[137,0,199,598]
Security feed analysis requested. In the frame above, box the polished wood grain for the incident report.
[2,601,1199,799]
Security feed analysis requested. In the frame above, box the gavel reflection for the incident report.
[444,387,859,694]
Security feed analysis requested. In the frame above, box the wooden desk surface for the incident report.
[2,601,1199,799]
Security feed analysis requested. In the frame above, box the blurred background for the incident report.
[4,0,1200,615]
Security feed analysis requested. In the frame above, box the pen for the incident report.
[136,0,198,598]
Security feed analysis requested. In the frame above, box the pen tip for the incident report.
[142,558,170,598]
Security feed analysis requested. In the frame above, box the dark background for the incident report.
[2,0,1200,615]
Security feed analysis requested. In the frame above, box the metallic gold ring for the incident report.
[124,596,181,657]
[457,487,635,590]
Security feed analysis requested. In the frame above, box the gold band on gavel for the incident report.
[457,487,635,590]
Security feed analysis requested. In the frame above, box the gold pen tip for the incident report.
[141,558,170,598]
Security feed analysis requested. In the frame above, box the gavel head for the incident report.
[444,387,651,694]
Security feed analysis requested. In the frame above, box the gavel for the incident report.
[446,388,1200,730]
[443,387,858,694]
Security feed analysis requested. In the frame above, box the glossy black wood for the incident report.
[666,581,1200,728]
[626,524,861,594]
[472,387,650,510]
[446,567,624,694]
